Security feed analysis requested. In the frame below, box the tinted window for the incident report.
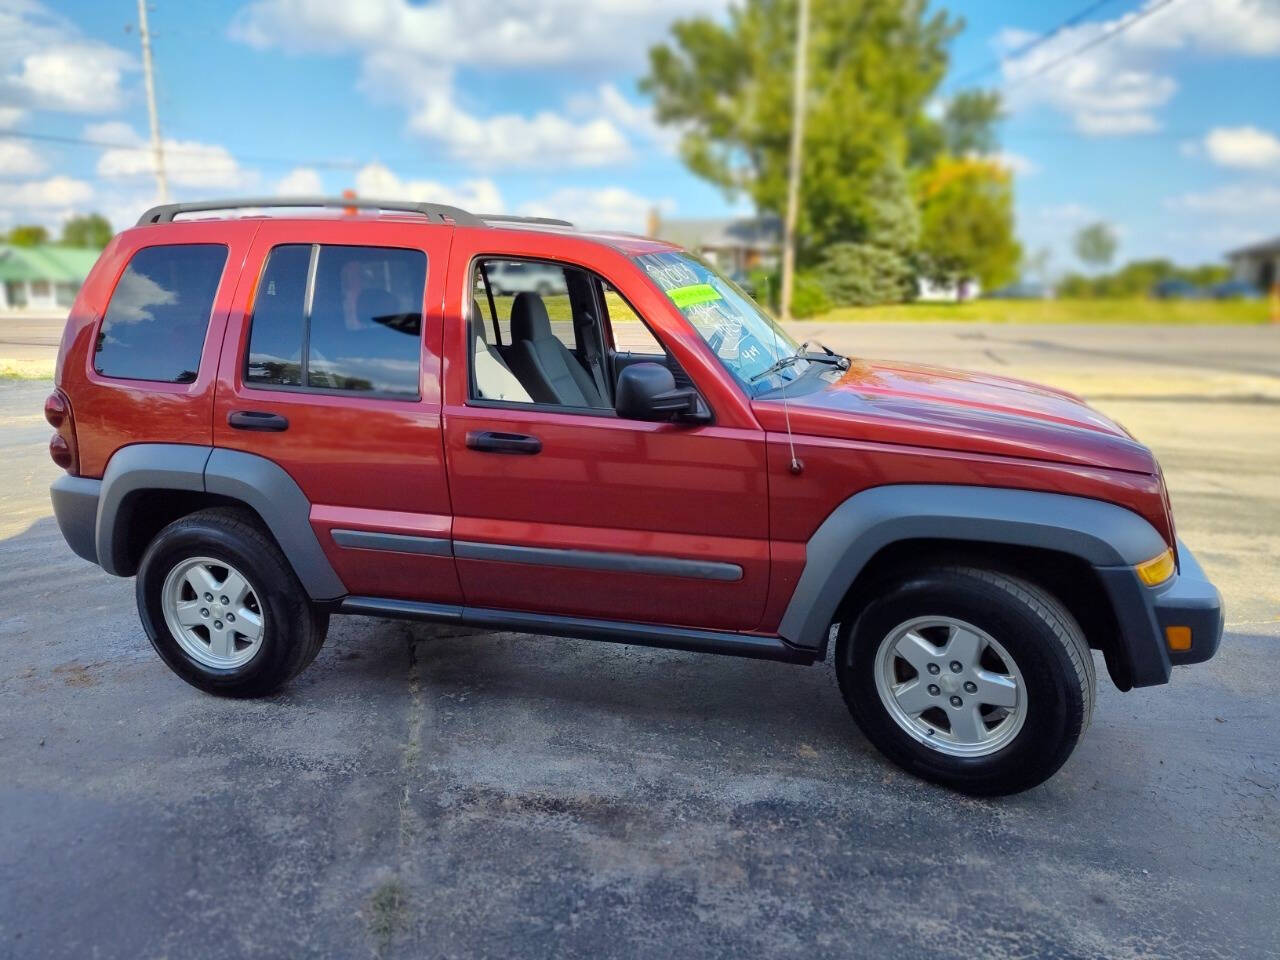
[95,244,228,383]
[244,244,426,397]
[246,245,310,387]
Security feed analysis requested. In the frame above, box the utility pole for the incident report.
[136,0,168,203]
[779,0,809,323]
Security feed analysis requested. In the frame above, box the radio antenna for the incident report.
[764,276,803,475]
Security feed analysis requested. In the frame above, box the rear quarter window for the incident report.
[94,243,228,383]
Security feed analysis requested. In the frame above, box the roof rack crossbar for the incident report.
[135,196,485,227]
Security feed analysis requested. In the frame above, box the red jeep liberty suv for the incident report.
[47,197,1223,794]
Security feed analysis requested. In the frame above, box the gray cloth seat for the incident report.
[471,303,531,403]
[507,292,606,408]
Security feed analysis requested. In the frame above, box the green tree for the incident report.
[911,89,1003,165]
[914,155,1021,289]
[7,225,49,246]
[642,0,959,258]
[1073,221,1118,270]
[61,213,113,249]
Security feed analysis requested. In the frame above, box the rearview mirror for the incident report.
[615,362,710,424]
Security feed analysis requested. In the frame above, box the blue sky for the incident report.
[2,0,1279,271]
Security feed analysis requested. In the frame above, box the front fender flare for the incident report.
[776,484,1168,651]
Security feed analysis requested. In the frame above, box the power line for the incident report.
[951,0,1124,87]
[1003,0,1179,90]
[0,129,367,169]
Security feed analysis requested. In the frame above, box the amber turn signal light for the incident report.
[1166,626,1193,652]
[1135,548,1175,586]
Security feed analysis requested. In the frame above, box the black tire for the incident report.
[836,566,1095,796]
[136,507,329,698]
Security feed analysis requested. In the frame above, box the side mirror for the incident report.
[615,362,710,424]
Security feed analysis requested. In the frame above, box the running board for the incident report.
[338,597,816,664]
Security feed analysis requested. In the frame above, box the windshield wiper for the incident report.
[750,341,849,382]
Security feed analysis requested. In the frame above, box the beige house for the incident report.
[648,211,780,274]
[1227,236,1280,293]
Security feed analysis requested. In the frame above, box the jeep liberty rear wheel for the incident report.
[836,566,1094,795]
[136,508,328,697]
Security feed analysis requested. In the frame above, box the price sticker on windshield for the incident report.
[665,283,723,309]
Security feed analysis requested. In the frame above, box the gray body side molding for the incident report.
[777,484,1168,651]
[94,443,346,601]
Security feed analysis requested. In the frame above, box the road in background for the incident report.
[2,324,1278,958]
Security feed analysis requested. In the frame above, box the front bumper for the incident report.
[1096,539,1223,688]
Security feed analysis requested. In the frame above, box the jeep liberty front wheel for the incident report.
[136,508,328,697]
[836,566,1094,795]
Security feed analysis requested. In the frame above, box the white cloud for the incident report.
[998,0,1280,135]
[1167,184,1280,216]
[1074,110,1161,136]
[0,139,45,176]
[0,175,93,209]
[9,45,131,113]
[519,187,673,233]
[354,162,503,211]
[94,123,254,189]
[230,0,725,69]
[1203,126,1280,171]
[0,106,24,128]
[356,51,631,168]
[1035,202,1098,224]
[991,151,1037,176]
[275,167,325,195]
[83,120,142,146]
[229,0,712,168]
[0,3,135,115]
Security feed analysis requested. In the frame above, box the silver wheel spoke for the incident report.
[219,570,250,606]
[184,564,220,598]
[944,626,983,668]
[948,704,987,743]
[208,626,235,659]
[973,669,1018,708]
[174,599,205,627]
[892,679,935,716]
[893,631,938,674]
[235,608,263,642]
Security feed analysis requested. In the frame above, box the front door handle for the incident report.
[228,410,289,432]
[465,430,542,454]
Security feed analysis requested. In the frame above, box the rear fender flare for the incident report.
[95,443,345,600]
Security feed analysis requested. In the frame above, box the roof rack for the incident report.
[478,214,575,228]
[135,196,485,227]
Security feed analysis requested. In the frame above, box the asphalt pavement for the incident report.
[1,323,1278,959]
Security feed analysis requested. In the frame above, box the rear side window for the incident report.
[94,244,228,383]
[246,244,425,398]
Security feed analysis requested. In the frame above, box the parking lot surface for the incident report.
[1,323,1278,958]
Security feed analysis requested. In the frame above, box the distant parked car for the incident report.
[1209,279,1261,300]
[1150,279,1203,300]
[486,260,564,296]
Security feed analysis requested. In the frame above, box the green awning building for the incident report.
[0,244,101,312]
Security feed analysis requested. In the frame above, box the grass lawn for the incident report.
[811,298,1274,325]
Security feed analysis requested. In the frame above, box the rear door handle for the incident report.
[228,410,289,432]
[465,430,542,454]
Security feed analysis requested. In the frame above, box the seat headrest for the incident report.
[357,288,399,324]
[511,292,552,342]
[471,301,488,345]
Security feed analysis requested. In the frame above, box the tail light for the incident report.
[45,389,79,474]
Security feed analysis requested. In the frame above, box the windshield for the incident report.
[633,252,809,393]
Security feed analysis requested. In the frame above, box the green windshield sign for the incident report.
[666,283,723,309]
